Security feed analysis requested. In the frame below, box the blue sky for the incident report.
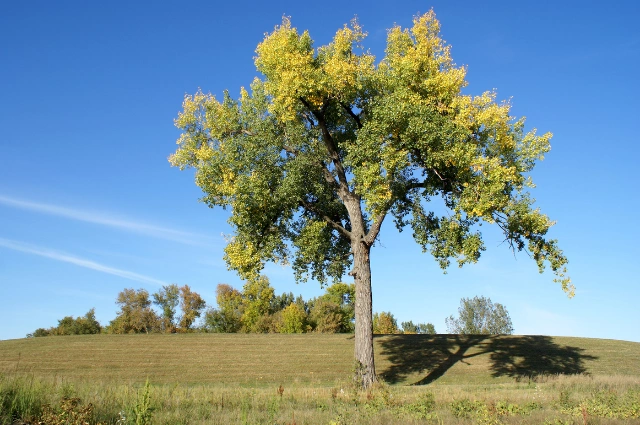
[1,1,639,342]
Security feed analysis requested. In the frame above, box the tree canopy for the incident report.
[446,296,514,335]
[171,11,571,387]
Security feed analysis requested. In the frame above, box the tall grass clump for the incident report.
[1,372,640,424]
[0,374,48,423]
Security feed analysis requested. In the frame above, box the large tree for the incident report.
[170,11,572,387]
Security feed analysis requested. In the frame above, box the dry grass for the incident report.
[1,334,638,387]
[1,334,639,424]
[374,334,640,386]
[2,373,639,424]
[0,334,354,386]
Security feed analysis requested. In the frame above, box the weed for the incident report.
[495,400,541,416]
[543,419,574,425]
[396,391,438,420]
[277,384,284,398]
[39,397,104,425]
[450,398,484,418]
[267,396,280,422]
[239,390,252,425]
[557,389,575,411]
[132,379,153,425]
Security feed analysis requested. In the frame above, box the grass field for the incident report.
[1,334,639,424]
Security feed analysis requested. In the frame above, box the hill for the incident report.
[1,334,638,387]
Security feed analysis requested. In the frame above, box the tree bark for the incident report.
[341,190,378,388]
[352,238,377,388]
[308,98,378,388]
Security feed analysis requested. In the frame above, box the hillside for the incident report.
[1,334,638,386]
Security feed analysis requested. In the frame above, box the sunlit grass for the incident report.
[1,334,639,424]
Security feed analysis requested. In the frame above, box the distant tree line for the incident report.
[27,277,512,337]
[27,308,102,337]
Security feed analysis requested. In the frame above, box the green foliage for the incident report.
[401,321,436,334]
[151,284,206,332]
[171,11,572,293]
[200,281,355,334]
[27,308,102,338]
[309,283,355,333]
[394,392,438,420]
[240,276,275,332]
[28,328,51,338]
[279,303,308,333]
[152,284,180,332]
[495,400,541,416]
[269,291,296,314]
[446,295,514,334]
[557,388,640,420]
[373,312,399,334]
[171,9,572,386]
[178,285,206,331]
[450,398,486,418]
[309,299,345,333]
[1,367,640,425]
[132,379,153,425]
[107,289,160,334]
[0,375,44,422]
[202,284,244,333]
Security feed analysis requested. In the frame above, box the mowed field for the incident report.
[1,334,638,386]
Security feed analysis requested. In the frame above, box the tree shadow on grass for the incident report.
[488,335,597,379]
[377,334,597,385]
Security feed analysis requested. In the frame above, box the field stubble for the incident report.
[1,334,639,424]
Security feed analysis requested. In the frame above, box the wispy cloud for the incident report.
[0,194,211,246]
[0,237,167,286]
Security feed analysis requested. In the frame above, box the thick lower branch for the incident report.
[299,200,352,239]
[364,212,386,246]
[319,161,340,191]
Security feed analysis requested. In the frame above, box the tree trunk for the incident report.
[352,240,377,388]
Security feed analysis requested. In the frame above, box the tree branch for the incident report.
[300,199,352,239]
[430,168,447,181]
[364,211,386,246]
[339,101,363,129]
[320,161,340,189]
[283,145,299,156]
[299,97,349,190]
[406,180,428,191]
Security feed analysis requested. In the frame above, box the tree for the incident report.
[27,308,101,337]
[240,276,275,332]
[401,321,436,334]
[270,291,297,314]
[279,302,308,333]
[309,298,345,333]
[445,296,514,335]
[178,285,206,331]
[202,283,244,333]
[373,311,400,334]
[27,328,51,338]
[108,288,160,334]
[309,282,355,333]
[153,284,180,332]
[170,11,572,387]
